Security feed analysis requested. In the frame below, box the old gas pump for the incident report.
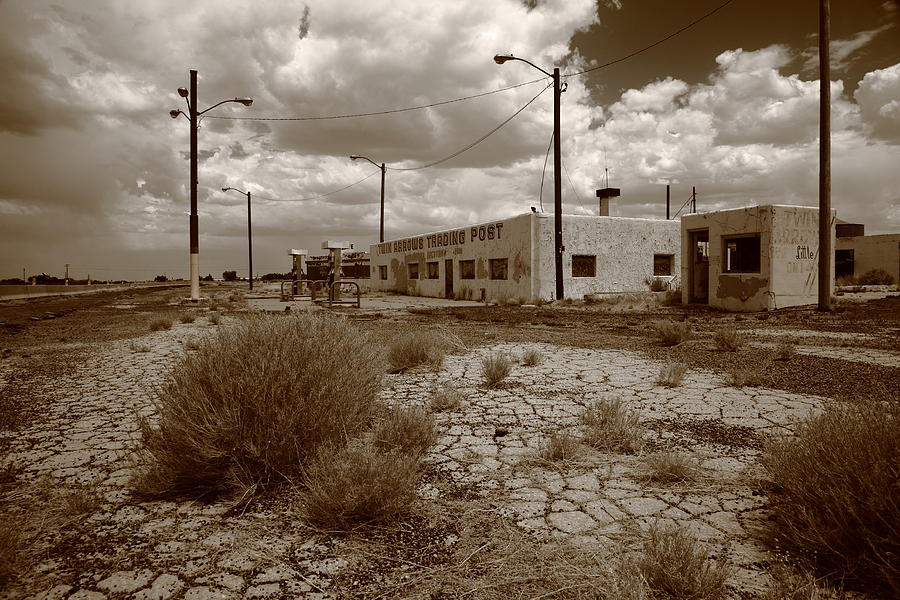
[321,240,352,301]
[288,248,307,296]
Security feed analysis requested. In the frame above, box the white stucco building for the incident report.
[368,212,680,302]
[681,205,835,312]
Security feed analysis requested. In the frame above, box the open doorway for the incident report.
[689,230,709,303]
[444,259,454,298]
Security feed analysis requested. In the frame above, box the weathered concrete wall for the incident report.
[554,215,681,298]
[835,233,900,282]
[368,214,536,302]
[681,205,833,311]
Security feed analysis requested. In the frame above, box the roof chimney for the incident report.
[595,187,620,216]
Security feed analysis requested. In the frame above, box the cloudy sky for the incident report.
[2,0,898,281]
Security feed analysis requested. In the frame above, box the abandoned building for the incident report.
[681,204,835,312]
[367,211,680,302]
[834,221,900,283]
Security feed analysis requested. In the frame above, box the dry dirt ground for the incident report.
[0,284,898,600]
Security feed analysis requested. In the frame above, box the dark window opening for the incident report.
[572,255,596,277]
[379,265,387,280]
[653,254,674,276]
[427,261,439,279]
[460,260,475,279]
[835,249,854,279]
[489,258,508,280]
[723,234,761,273]
[408,262,419,279]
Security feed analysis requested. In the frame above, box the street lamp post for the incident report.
[494,54,565,300]
[350,155,386,243]
[222,187,254,290]
[169,69,252,301]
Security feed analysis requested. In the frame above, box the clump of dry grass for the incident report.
[178,313,196,324]
[372,405,436,459]
[133,312,384,498]
[129,340,151,353]
[0,518,18,587]
[481,353,513,388]
[149,317,173,332]
[429,387,465,412]
[773,340,796,361]
[537,431,581,462]
[387,330,450,373]
[207,311,221,325]
[761,400,900,596]
[639,452,701,485]
[713,327,745,351]
[580,397,644,454]
[652,320,692,346]
[656,362,687,387]
[521,348,543,367]
[638,521,730,599]
[725,363,766,388]
[763,564,828,600]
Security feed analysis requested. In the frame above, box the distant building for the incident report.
[368,212,680,302]
[681,205,835,311]
[835,227,900,283]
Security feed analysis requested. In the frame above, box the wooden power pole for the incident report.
[818,0,832,311]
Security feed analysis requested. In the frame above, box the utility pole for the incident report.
[666,185,670,220]
[379,163,385,243]
[247,190,253,291]
[65,263,69,283]
[692,187,697,213]
[552,67,564,301]
[189,70,200,301]
[818,0,832,312]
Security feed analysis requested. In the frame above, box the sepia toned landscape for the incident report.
[1,283,897,599]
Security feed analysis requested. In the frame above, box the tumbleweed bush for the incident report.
[713,327,745,352]
[639,452,701,485]
[761,400,899,595]
[481,352,513,388]
[537,431,582,463]
[652,320,692,346]
[521,348,543,367]
[429,387,465,412]
[133,312,384,497]
[371,405,436,459]
[638,521,729,599]
[386,330,449,372]
[656,361,687,387]
[149,317,173,332]
[580,397,644,453]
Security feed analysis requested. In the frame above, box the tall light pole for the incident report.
[169,69,252,301]
[494,54,565,300]
[350,155,387,243]
[222,187,254,290]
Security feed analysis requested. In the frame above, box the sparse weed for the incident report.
[428,387,465,412]
[652,320,692,346]
[302,444,422,528]
[725,363,766,388]
[521,348,543,367]
[372,405,436,459]
[714,327,745,352]
[640,452,701,485]
[184,339,202,351]
[129,341,151,353]
[60,481,102,514]
[149,317,173,332]
[645,276,669,292]
[857,268,894,286]
[580,397,645,453]
[537,431,581,462]
[133,312,383,498]
[481,352,513,388]
[178,313,196,324]
[657,362,687,387]
[386,331,448,373]
[638,521,730,599]
[761,400,900,595]
[0,519,20,587]
[764,564,827,600]
[207,311,221,325]
[773,340,796,361]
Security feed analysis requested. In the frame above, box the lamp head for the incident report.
[350,155,361,160]
[235,97,253,106]
[493,54,513,64]
[221,187,229,192]
[169,109,181,119]
[177,87,189,98]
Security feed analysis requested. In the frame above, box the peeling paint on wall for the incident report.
[716,275,767,301]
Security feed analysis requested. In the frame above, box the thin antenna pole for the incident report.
[692,186,696,213]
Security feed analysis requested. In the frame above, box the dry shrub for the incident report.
[387,330,450,373]
[372,405,436,459]
[652,320,692,346]
[763,564,827,600]
[713,327,745,352]
[656,362,687,387]
[773,340,796,361]
[856,268,894,285]
[302,445,422,528]
[133,312,383,497]
[0,519,18,587]
[725,364,766,388]
[761,400,900,595]
[638,521,730,599]
[537,431,581,462]
[129,341,151,353]
[580,397,644,454]
[207,311,221,325]
[481,353,512,388]
[644,276,669,292]
[521,349,543,367]
[639,452,701,485]
[178,313,196,324]
[429,387,465,412]
[149,317,173,332]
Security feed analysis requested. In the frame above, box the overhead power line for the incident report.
[206,78,546,122]
[387,82,553,171]
[563,0,737,78]
[251,171,380,202]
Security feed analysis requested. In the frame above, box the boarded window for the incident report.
[408,262,419,279]
[489,258,508,280]
[379,265,387,280]
[427,261,439,279]
[723,234,761,273]
[653,254,674,276]
[460,260,475,279]
[572,255,596,277]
